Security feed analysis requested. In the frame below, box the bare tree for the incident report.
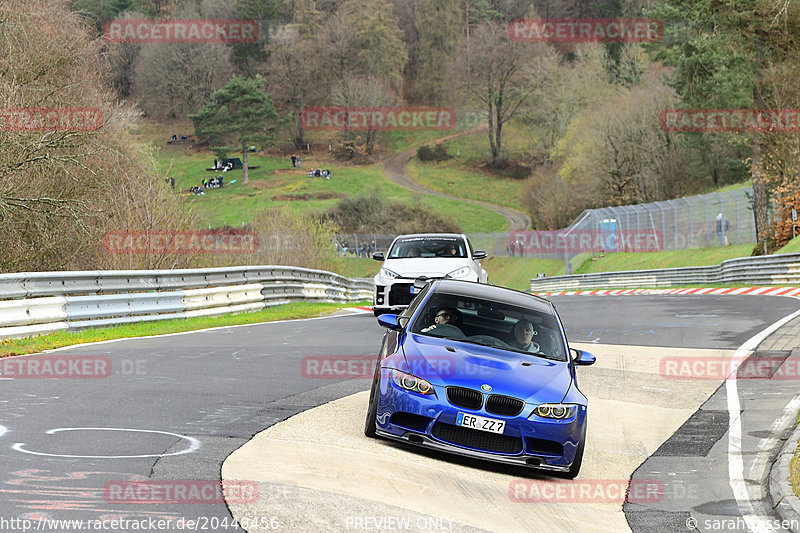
[266,26,322,148]
[330,75,398,155]
[452,22,543,167]
[0,0,195,272]
[132,2,235,118]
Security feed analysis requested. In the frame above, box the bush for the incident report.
[417,143,451,162]
[244,206,339,271]
[320,193,461,234]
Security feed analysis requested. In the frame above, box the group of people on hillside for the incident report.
[213,159,234,172]
[203,176,224,189]
[335,239,376,258]
[308,168,331,179]
[187,175,224,195]
[290,154,302,167]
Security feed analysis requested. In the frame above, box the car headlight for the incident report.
[380,268,400,279]
[391,370,435,395]
[534,403,577,419]
[446,266,472,279]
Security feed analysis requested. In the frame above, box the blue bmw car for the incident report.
[364,279,595,478]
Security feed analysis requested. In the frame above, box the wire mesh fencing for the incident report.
[335,188,756,274]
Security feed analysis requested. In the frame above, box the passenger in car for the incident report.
[510,319,539,352]
[407,246,421,257]
[421,307,461,333]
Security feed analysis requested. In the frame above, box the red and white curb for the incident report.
[535,287,800,297]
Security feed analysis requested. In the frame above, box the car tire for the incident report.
[364,359,382,438]
[556,425,586,479]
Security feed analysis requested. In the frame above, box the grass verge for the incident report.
[407,158,525,210]
[779,235,800,254]
[0,300,368,358]
[573,245,755,274]
[155,151,507,232]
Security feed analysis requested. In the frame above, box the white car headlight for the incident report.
[380,267,400,279]
[534,403,577,419]
[446,266,472,279]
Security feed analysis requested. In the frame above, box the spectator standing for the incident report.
[291,154,297,167]
[715,213,730,246]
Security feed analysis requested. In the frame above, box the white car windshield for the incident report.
[388,237,467,259]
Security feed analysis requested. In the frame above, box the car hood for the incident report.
[401,334,571,404]
[380,258,472,278]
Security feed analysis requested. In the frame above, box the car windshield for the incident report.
[410,292,567,361]
[388,237,467,259]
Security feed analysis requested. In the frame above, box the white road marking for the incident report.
[726,305,800,532]
[12,427,201,459]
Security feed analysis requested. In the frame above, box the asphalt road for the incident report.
[0,296,798,532]
[0,311,384,532]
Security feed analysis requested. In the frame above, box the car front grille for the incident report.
[388,283,415,306]
[446,387,483,410]
[486,395,524,416]
[432,422,522,454]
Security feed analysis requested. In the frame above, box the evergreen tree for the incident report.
[414,0,462,105]
[342,0,408,91]
[190,77,283,184]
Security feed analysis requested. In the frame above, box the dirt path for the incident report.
[382,125,531,231]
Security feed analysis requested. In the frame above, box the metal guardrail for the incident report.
[0,266,374,340]
[529,253,800,292]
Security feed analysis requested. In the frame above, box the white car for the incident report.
[372,233,488,316]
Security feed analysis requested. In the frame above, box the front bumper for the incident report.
[373,280,423,311]
[374,369,585,472]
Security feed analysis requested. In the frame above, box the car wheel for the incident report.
[556,425,586,479]
[364,360,382,438]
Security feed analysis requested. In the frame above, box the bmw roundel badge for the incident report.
[481,384,492,392]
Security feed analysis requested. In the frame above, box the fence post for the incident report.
[736,198,742,244]
[700,194,710,247]
[682,197,694,248]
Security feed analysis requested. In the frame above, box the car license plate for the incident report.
[456,412,505,434]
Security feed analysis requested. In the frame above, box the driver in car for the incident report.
[511,319,539,352]
[421,307,460,333]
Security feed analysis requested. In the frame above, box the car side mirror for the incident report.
[372,252,385,261]
[570,348,596,366]
[377,313,403,330]
[472,250,487,259]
